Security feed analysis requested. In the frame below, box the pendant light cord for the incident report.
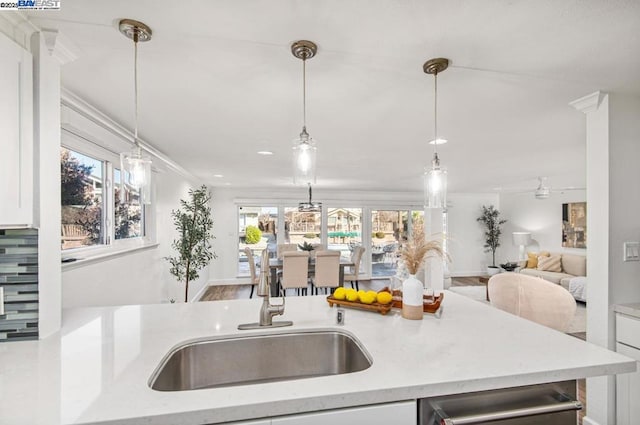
[133,33,139,148]
[302,57,307,130]
[433,71,438,156]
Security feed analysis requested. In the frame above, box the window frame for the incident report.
[61,129,154,260]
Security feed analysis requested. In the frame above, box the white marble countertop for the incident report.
[0,292,635,425]
[614,303,640,319]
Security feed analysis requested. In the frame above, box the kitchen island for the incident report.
[0,291,635,425]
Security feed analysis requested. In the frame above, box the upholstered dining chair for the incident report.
[344,246,365,291]
[312,250,340,295]
[277,243,298,259]
[281,251,310,296]
[243,247,260,298]
[488,272,577,332]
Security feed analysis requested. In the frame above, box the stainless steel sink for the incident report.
[149,329,372,391]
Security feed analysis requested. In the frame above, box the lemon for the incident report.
[346,288,359,302]
[357,290,365,298]
[366,290,377,299]
[360,293,376,304]
[376,291,393,305]
[333,287,346,300]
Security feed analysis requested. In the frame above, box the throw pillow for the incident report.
[526,251,550,268]
[537,254,562,272]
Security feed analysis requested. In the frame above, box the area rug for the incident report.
[448,285,587,334]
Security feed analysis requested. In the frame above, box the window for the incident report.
[61,148,105,250]
[238,206,277,276]
[114,169,143,240]
[284,207,321,246]
[61,146,146,251]
[371,210,408,277]
[327,208,362,259]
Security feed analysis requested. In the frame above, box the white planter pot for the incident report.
[487,266,500,276]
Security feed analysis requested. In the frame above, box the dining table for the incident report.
[267,257,355,297]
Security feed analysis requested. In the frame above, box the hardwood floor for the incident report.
[200,276,587,424]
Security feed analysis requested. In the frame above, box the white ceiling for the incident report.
[28,0,640,193]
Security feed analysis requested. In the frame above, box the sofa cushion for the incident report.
[562,253,586,276]
[520,268,573,284]
[526,251,550,268]
[537,255,562,272]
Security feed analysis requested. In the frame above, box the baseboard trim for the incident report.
[582,417,602,425]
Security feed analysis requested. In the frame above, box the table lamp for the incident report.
[512,232,532,261]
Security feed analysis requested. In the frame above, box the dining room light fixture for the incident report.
[291,40,318,185]
[423,58,449,209]
[119,19,153,204]
[298,183,322,212]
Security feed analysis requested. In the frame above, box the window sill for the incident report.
[61,242,159,271]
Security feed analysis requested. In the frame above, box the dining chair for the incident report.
[244,247,259,298]
[488,272,577,332]
[344,246,365,291]
[312,250,340,295]
[281,251,310,296]
[277,243,298,259]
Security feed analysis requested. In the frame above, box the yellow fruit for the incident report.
[360,293,376,304]
[357,290,365,298]
[366,290,377,299]
[376,291,393,305]
[333,287,346,300]
[346,289,359,302]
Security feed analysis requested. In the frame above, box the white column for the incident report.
[424,208,444,291]
[31,30,77,337]
[570,91,613,425]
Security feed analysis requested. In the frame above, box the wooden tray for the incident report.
[384,287,444,313]
[326,295,393,315]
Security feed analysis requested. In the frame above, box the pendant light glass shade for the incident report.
[121,146,152,201]
[423,58,449,209]
[119,19,152,204]
[292,128,317,185]
[291,40,318,185]
[424,155,447,209]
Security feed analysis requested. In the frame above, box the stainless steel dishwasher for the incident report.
[419,380,582,425]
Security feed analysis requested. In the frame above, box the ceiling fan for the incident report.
[529,177,584,200]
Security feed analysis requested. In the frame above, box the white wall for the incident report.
[500,190,587,261]
[208,187,497,283]
[62,170,210,308]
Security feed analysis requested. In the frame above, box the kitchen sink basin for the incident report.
[149,329,372,391]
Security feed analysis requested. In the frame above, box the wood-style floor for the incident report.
[199,276,586,424]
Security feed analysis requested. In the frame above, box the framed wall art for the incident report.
[562,202,586,249]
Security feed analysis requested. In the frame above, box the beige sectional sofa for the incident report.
[518,252,586,290]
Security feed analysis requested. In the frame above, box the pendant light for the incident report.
[291,40,318,185]
[298,183,322,212]
[119,19,152,204]
[423,58,449,209]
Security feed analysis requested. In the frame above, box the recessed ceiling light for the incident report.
[213,174,224,178]
[224,182,231,186]
[429,138,448,145]
[257,151,274,155]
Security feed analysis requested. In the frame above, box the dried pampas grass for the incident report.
[399,224,446,275]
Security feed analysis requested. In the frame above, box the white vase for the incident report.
[487,266,500,276]
[402,274,423,320]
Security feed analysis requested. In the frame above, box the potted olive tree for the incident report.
[166,185,216,302]
[476,205,507,275]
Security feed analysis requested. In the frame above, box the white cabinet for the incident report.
[0,33,33,227]
[270,400,416,425]
[616,313,640,425]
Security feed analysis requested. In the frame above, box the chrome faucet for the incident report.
[238,250,293,330]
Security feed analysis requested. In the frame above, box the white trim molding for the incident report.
[61,88,200,183]
[581,417,602,425]
[570,91,607,114]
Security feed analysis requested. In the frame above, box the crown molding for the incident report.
[61,88,200,184]
[40,29,79,65]
[570,91,607,114]
[0,11,38,50]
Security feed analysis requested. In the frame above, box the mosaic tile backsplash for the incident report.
[0,228,38,342]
